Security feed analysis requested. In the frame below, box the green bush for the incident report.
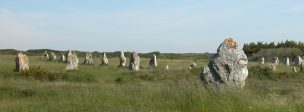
[248,65,301,80]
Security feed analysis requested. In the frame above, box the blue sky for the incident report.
[0,0,303,53]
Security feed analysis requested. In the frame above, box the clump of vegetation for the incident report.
[248,65,302,80]
[20,66,49,80]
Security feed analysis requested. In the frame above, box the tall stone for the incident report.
[101,52,109,65]
[200,38,248,88]
[272,57,279,65]
[149,54,157,67]
[129,51,140,71]
[293,66,297,73]
[50,52,57,61]
[259,57,265,64]
[119,51,127,67]
[59,53,66,62]
[65,50,79,70]
[284,57,290,66]
[15,52,29,72]
[295,55,302,66]
[83,52,94,65]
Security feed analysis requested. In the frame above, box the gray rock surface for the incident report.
[65,50,79,70]
[272,57,279,65]
[200,38,248,88]
[42,51,50,60]
[60,53,66,62]
[83,52,94,65]
[50,52,57,61]
[129,51,140,71]
[259,57,265,64]
[15,52,29,72]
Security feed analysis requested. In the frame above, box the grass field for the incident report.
[0,55,303,112]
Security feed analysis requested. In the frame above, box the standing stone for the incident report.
[65,50,79,70]
[59,53,66,62]
[119,51,127,67]
[272,57,279,65]
[15,52,29,72]
[42,51,50,60]
[200,38,248,88]
[129,51,140,71]
[270,63,276,71]
[149,54,157,67]
[188,62,197,70]
[295,55,302,66]
[83,52,94,65]
[259,57,265,64]
[101,52,109,65]
[164,65,169,70]
[50,52,57,61]
[284,57,290,66]
[293,66,297,73]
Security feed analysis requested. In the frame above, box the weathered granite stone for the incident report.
[83,52,94,65]
[284,57,290,66]
[129,51,140,71]
[200,38,248,88]
[59,53,66,62]
[50,52,57,61]
[65,50,79,70]
[15,52,29,72]
[295,55,302,66]
[42,51,50,60]
[149,54,157,67]
[272,57,279,65]
[119,51,127,67]
[259,57,265,64]
[101,52,109,65]
[188,62,197,70]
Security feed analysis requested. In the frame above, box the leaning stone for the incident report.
[119,51,127,67]
[15,52,29,72]
[83,52,94,65]
[149,54,157,67]
[101,52,109,65]
[129,51,140,71]
[65,50,79,70]
[42,51,50,60]
[200,38,248,88]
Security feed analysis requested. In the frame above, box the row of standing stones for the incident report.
[15,38,284,89]
[258,55,304,72]
[13,38,248,89]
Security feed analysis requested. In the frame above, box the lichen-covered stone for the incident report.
[119,51,127,67]
[65,50,79,70]
[200,38,248,88]
[149,54,157,67]
[101,52,109,65]
[83,52,94,65]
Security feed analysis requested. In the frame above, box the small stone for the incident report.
[259,57,265,64]
[188,62,197,70]
[293,66,297,73]
[295,55,302,66]
[59,53,66,62]
[269,63,276,71]
[50,52,57,61]
[284,57,289,66]
[15,52,29,72]
[83,52,94,65]
[164,65,169,70]
[42,51,50,60]
[272,57,279,65]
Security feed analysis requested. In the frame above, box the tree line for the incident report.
[243,40,304,56]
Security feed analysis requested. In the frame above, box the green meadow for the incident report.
[0,55,303,112]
